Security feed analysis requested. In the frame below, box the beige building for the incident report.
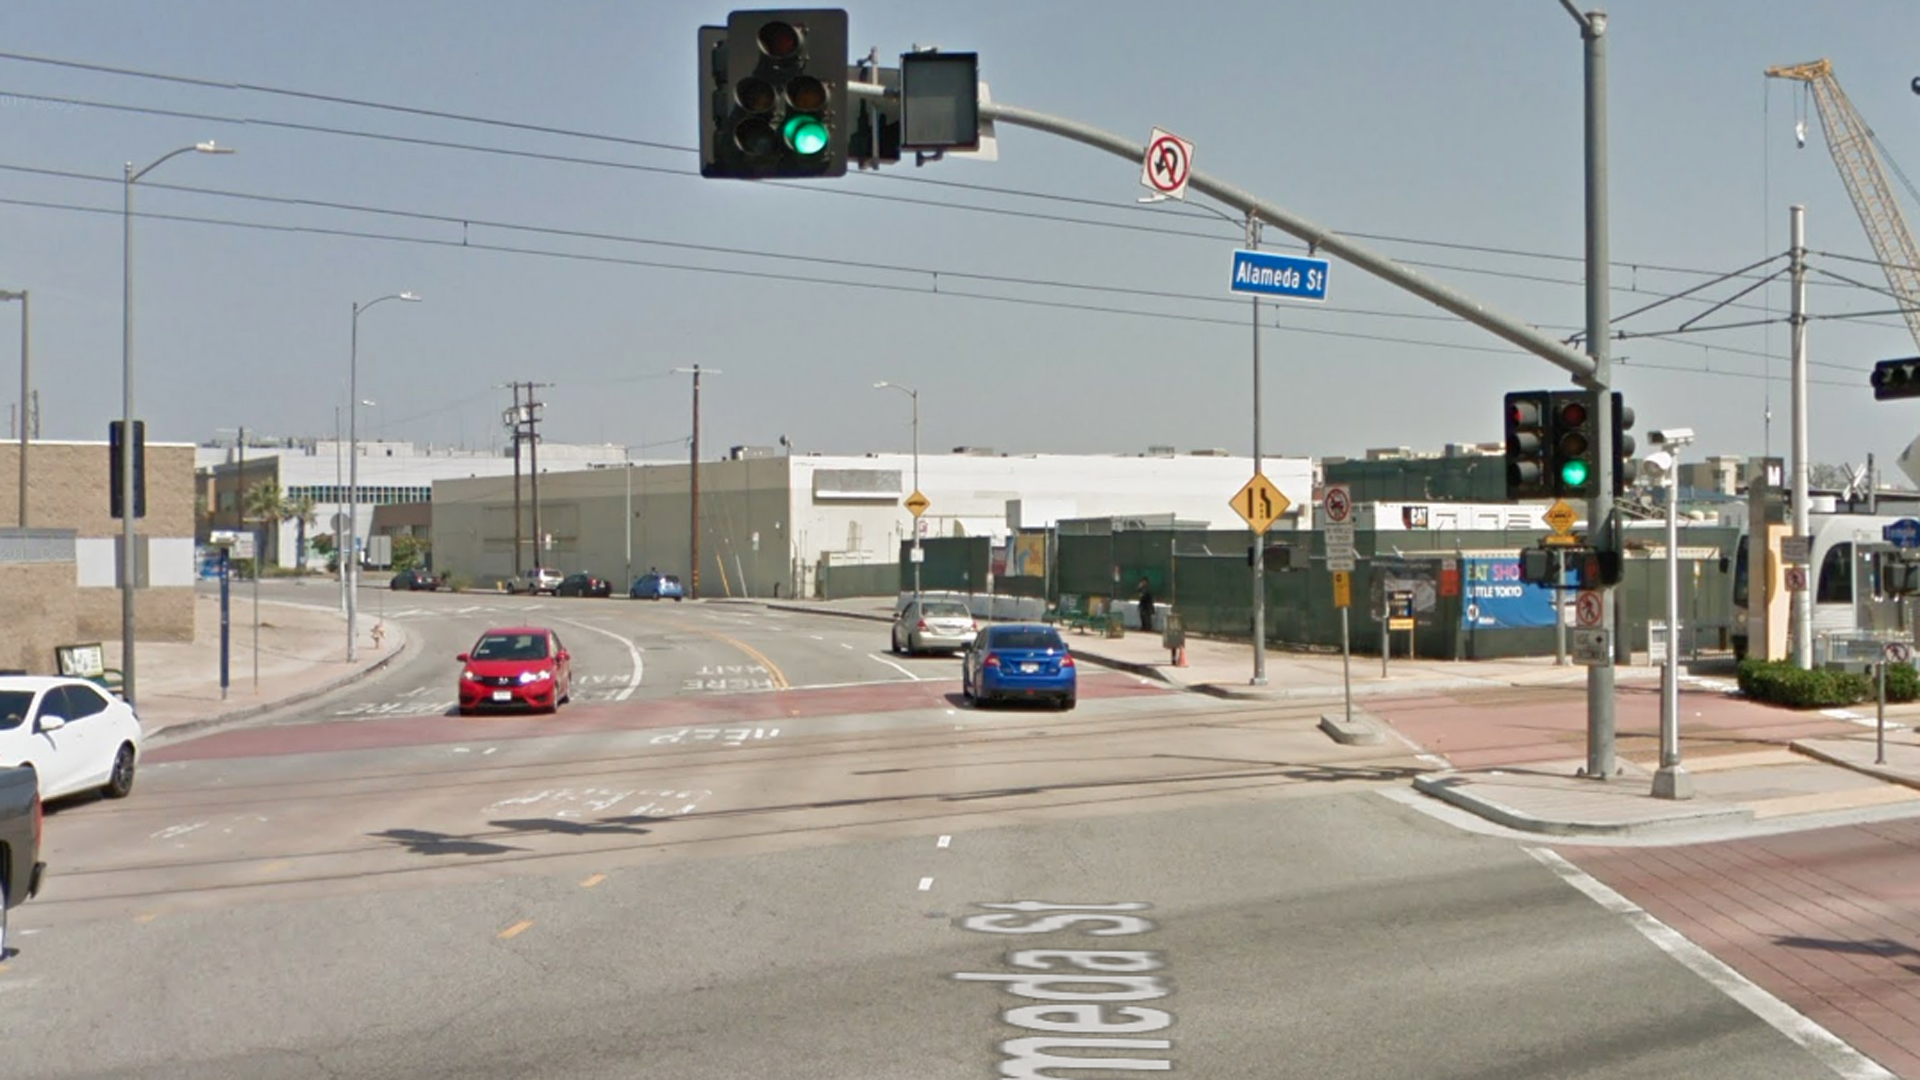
[0,439,196,674]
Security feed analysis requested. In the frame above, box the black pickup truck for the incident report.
[1,764,45,956]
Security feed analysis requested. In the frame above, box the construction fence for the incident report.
[884,522,1741,661]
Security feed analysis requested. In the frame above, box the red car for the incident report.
[457,627,572,715]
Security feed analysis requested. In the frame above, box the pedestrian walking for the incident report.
[1137,577,1156,633]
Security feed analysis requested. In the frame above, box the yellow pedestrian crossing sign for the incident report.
[904,490,930,518]
[1231,473,1289,534]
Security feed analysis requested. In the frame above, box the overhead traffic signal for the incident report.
[1551,390,1598,498]
[699,10,849,179]
[1504,390,1553,499]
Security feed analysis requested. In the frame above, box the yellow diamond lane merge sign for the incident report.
[1231,473,1290,534]
[904,490,931,518]
[1544,499,1578,535]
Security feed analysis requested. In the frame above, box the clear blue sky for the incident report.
[2,0,1917,474]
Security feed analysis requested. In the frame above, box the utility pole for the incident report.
[1790,204,1812,669]
[673,366,719,599]
[526,381,550,570]
[505,383,524,578]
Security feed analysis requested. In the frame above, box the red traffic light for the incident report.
[1557,398,1589,427]
[757,20,801,60]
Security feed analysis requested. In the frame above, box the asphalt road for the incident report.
[0,588,1874,1078]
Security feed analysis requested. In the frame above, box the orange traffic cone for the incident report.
[1173,646,1188,668]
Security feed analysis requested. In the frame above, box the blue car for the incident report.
[961,623,1076,709]
[629,572,685,601]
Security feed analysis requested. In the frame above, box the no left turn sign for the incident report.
[1141,128,1193,200]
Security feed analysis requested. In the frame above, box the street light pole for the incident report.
[1647,430,1695,800]
[672,366,719,599]
[347,292,421,662]
[121,141,233,707]
[1247,210,1268,687]
[875,381,922,606]
[0,289,25,527]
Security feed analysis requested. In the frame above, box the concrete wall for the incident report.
[0,440,196,643]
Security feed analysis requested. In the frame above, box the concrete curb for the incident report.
[144,622,414,744]
[1411,772,1754,837]
[764,602,892,624]
[1319,710,1386,745]
[1790,739,1920,794]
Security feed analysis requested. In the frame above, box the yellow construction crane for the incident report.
[1767,58,1920,350]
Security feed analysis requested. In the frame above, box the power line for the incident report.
[0,53,1848,289]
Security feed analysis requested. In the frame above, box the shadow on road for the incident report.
[1776,935,1920,974]
[489,815,657,838]
[368,827,525,857]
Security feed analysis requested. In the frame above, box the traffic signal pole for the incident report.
[843,17,1618,765]
[1576,7,1619,780]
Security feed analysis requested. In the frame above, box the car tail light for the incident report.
[917,619,929,631]
[1061,655,1075,668]
[983,653,1001,668]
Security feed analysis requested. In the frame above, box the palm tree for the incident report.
[242,481,289,569]
[287,494,319,573]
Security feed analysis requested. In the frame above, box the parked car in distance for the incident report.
[0,676,144,801]
[505,567,564,595]
[0,763,47,957]
[456,628,572,715]
[891,598,977,655]
[961,624,1077,710]
[630,572,684,601]
[389,568,440,591]
[556,572,613,598]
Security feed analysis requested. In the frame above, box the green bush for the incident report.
[1885,660,1919,703]
[1736,658,1872,708]
[443,573,470,593]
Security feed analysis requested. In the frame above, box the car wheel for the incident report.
[103,742,136,799]
[1059,695,1077,711]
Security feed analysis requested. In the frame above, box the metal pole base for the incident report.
[1650,765,1694,801]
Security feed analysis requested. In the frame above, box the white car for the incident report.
[506,567,564,595]
[0,677,143,801]
[891,598,979,655]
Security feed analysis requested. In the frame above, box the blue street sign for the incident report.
[1230,249,1330,302]
[1885,518,1920,549]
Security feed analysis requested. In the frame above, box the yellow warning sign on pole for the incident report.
[1332,570,1352,609]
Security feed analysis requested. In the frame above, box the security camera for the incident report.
[1648,427,1695,446]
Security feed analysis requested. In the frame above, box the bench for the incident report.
[55,642,123,694]
[1043,595,1098,634]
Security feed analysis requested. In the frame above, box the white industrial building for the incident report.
[429,448,1315,597]
[200,438,632,568]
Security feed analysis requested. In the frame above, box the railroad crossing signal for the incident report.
[904,490,930,518]
[1231,473,1289,534]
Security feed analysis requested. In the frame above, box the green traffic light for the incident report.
[1560,459,1591,488]
[783,114,828,155]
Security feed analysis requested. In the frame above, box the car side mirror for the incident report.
[557,651,570,662]
[37,714,67,733]
[456,653,470,663]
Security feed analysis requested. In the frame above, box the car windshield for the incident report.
[920,602,971,619]
[0,689,33,731]
[470,634,549,661]
[989,629,1064,651]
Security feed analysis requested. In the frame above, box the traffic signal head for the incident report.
[701,10,849,179]
[1872,356,1920,400]
[1611,391,1635,496]
[1551,390,1598,498]
[1504,390,1553,499]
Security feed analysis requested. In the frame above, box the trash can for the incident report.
[1161,613,1186,655]
[1105,611,1126,639]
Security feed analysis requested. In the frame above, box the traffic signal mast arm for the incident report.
[847,82,1597,381]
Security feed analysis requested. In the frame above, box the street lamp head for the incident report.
[194,141,236,155]
[872,381,890,389]
[397,291,422,302]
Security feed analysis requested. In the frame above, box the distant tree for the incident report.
[241,481,289,569]
[287,495,318,572]
[1808,463,1855,491]
[392,534,431,573]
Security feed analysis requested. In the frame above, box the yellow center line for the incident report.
[260,859,293,875]
[133,912,158,924]
[497,919,535,940]
[579,873,606,888]
[702,631,791,690]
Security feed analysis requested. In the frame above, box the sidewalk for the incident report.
[764,596,1920,838]
[105,585,411,741]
